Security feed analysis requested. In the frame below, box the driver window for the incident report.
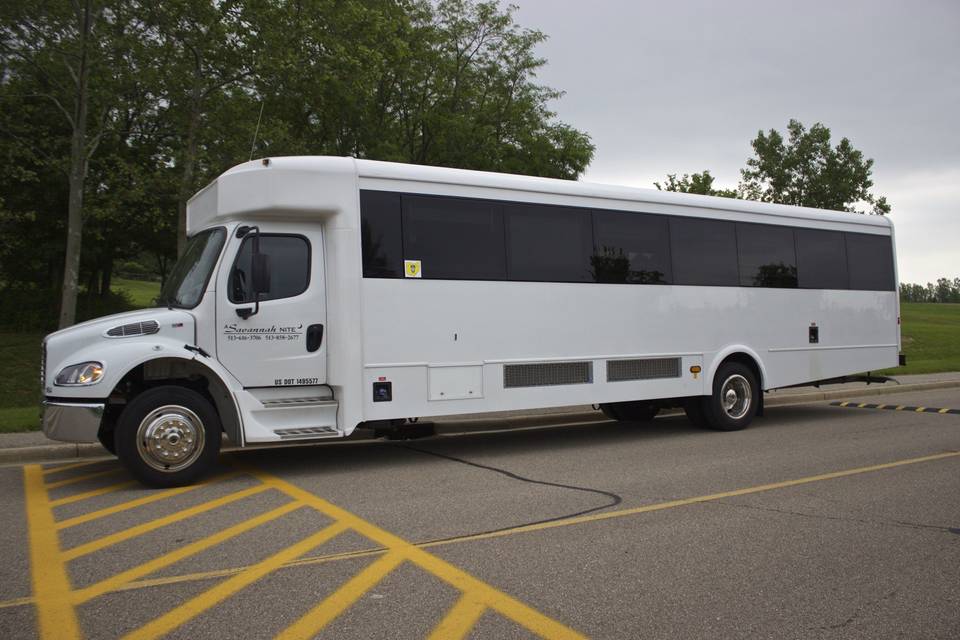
[229,234,310,303]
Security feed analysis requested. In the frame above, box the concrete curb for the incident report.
[2,379,958,465]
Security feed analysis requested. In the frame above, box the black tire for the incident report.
[97,429,116,455]
[115,386,221,488]
[700,362,759,431]
[599,401,659,423]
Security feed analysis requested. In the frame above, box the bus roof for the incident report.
[189,156,891,234]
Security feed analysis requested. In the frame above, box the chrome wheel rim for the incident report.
[136,405,205,472]
[720,375,752,420]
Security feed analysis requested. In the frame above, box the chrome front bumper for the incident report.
[41,400,104,443]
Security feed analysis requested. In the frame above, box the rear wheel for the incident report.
[600,401,659,423]
[699,362,759,431]
[115,386,221,487]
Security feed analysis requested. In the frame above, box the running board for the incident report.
[775,373,899,391]
[261,397,337,408]
[273,426,340,440]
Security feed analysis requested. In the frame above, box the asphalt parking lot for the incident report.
[1,386,958,639]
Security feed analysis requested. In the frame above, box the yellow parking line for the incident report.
[49,480,138,507]
[56,472,240,530]
[42,460,105,476]
[275,551,406,640]
[123,521,348,640]
[915,407,927,413]
[61,484,272,561]
[427,593,488,640]
[23,465,81,640]
[876,404,887,410]
[939,408,950,414]
[857,403,868,408]
[839,401,850,407]
[73,501,304,605]
[248,465,587,640]
[0,595,31,610]
[11,444,960,624]
[45,469,121,490]
[895,405,905,410]
[419,450,960,549]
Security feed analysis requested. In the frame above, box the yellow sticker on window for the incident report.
[404,259,422,278]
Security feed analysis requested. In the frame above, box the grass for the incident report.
[0,278,159,433]
[0,407,39,434]
[112,278,161,308]
[878,303,960,375]
[0,301,956,434]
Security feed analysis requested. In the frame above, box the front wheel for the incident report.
[698,362,759,431]
[115,386,221,487]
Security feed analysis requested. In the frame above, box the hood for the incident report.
[43,308,196,396]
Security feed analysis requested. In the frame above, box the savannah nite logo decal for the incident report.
[223,323,303,342]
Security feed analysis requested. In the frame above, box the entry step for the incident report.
[261,397,337,408]
[273,426,340,440]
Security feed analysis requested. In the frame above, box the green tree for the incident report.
[0,0,125,326]
[654,171,737,198]
[147,0,259,254]
[740,119,889,214]
[0,0,594,332]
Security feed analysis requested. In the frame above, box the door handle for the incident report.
[306,324,324,352]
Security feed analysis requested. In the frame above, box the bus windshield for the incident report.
[158,227,226,309]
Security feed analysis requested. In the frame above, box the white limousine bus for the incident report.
[41,157,901,486]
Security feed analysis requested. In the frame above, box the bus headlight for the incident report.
[55,362,104,386]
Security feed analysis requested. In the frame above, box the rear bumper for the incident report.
[41,400,104,443]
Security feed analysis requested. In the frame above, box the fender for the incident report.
[705,344,768,391]
[51,337,246,446]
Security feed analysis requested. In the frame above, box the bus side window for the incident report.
[796,229,848,289]
[670,217,739,287]
[402,195,506,280]
[736,223,798,288]
[846,233,895,291]
[360,191,403,278]
[592,210,672,284]
[504,203,593,283]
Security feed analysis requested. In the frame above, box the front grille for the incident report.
[503,361,592,388]
[106,320,160,337]
[606,357,681,382]
[40,339,46,390]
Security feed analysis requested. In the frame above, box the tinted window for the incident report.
[796,229,848,289]
[670,217,739,286]
[736,223,798,288]
[402,196,506,280]
[846,233,895,291]
[360,191,403,277]
[229,235,310,303]
[505,203,593,282]
[592,210,672,284]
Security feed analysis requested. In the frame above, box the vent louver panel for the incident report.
[503,361,592,388]
[606,357,681,382]
[106,320,160,338]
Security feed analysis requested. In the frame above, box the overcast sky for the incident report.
[509,0,959,284]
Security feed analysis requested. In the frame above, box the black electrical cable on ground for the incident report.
[398,443,623,543]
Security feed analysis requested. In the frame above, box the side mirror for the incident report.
[252,253,271,294]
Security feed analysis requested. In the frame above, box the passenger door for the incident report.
[215,223,327,388]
